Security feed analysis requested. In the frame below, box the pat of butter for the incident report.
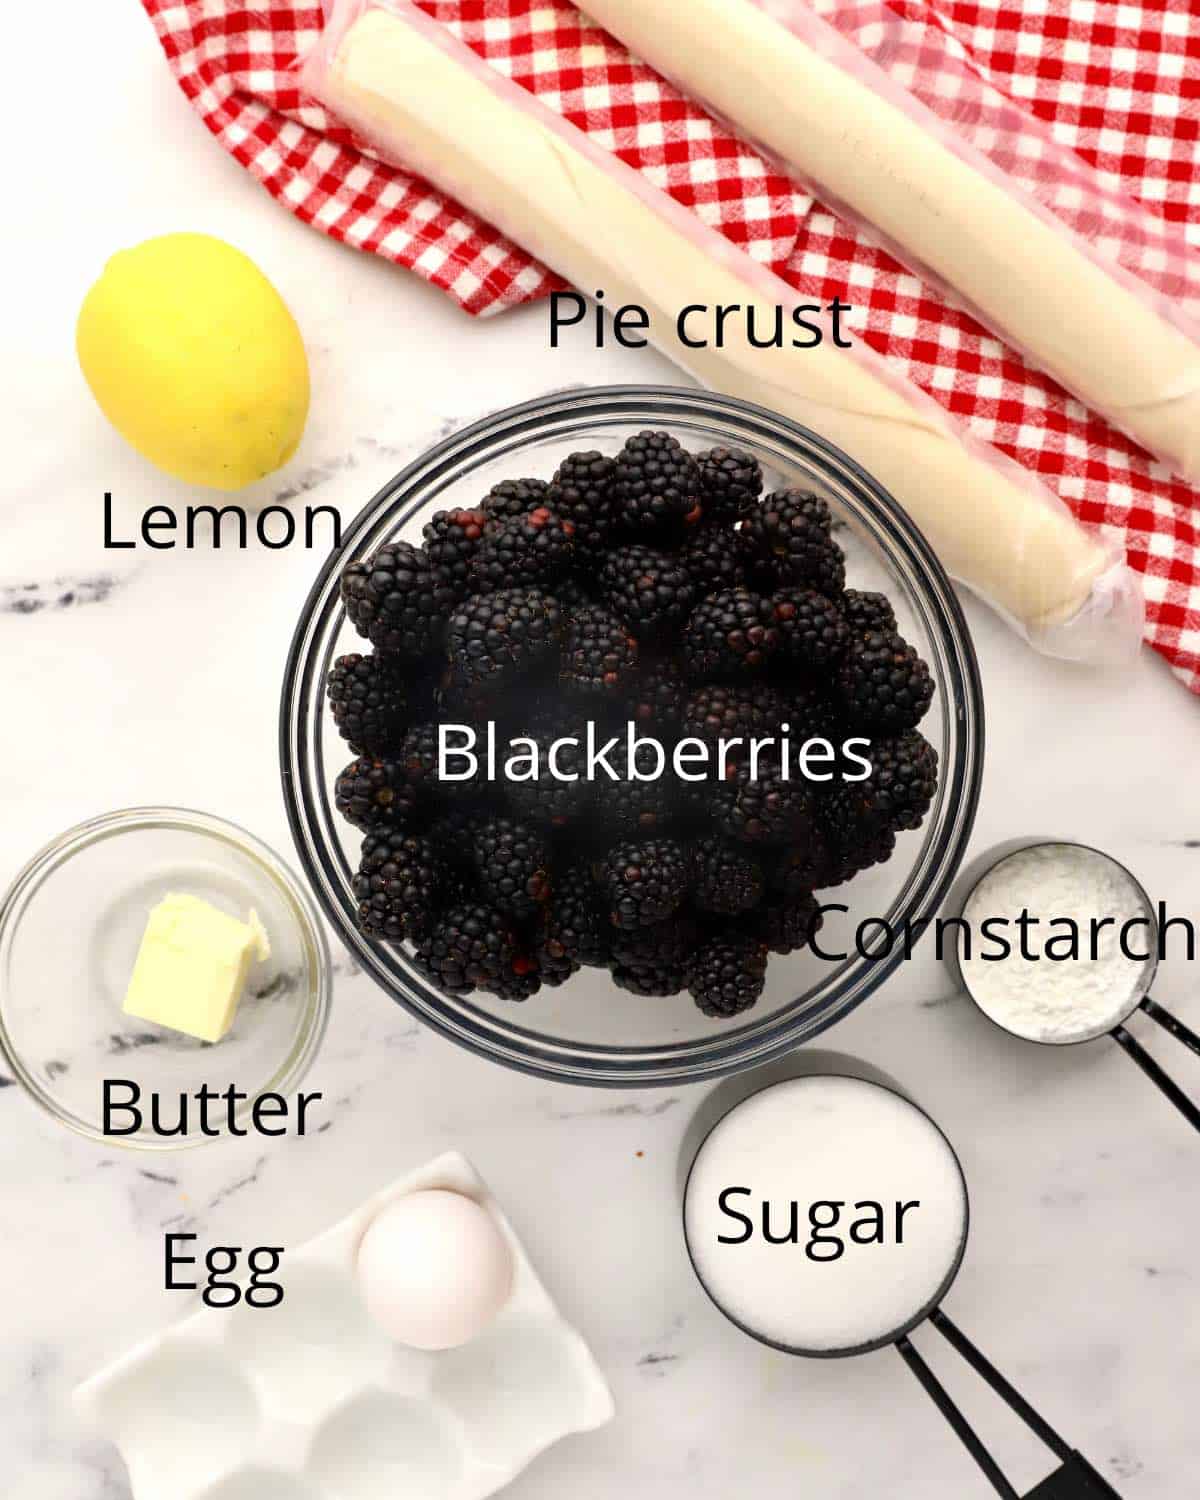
[122,893,271,1044]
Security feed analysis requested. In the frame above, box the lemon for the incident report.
[77,233,310,492]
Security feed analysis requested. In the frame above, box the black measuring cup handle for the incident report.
[894,1309,1123,1499]
[1110,997,1200,1134]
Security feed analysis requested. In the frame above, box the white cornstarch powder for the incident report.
[960,844,1151,1045]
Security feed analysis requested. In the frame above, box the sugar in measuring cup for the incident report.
[683,1075,1123,1499]
[956,842,1200,1135]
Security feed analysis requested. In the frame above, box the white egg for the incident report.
[355,1189,514,1350]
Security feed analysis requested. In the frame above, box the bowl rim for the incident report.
[0,806,332,1149]
[281,384,985,1087]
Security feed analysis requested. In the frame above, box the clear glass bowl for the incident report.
[0,808,331,1148]
[281,387,984,1087]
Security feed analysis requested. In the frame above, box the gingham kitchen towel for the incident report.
[140,0,1200,692]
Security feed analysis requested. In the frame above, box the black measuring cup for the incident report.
[682,1071,1124,1499]
[955,841,1200,1134]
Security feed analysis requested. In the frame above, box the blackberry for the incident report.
[559,604,639,696]
[609,910,699,969]
[770,832,836,896]
[842,588,897,636]
[598,545,696,638]
[503,722,593,829]
[712,752,816,846]
[422,507,488,601]
[479,476,550,532]
[696,445,762,521]
[414,902,522,996]
[769,588,849,668]
[865,730,938,830]
[612,962,690,998]
[754,487,832,535]
[609,911,699,997]
[612,430,703,538]
[679,522,748,596]
[398,720,484,803]
[471,816,552,918]
[471,507,576,591]
[753,538,845,599]
[536,863,611,970]
[742,491,846,597]
[681,587,779,679]
[531,926,579,987]
[599,837,689,928]
[397,720,442,788]
[837,629,934,731]
[819,781,898,883]
[687,932,769,1019]
[352,831,446,942]
[445,587,562,686]
[835,730,938,833]
[690,836,764,915]
[593,734,681,835]
[623,659,686,729]
[326,652,407,756]
[823,821,897,885]
[815,779,881,849]
[340,541,454,658]
[676,681,791,817]
[546,450,617,549]
[489,961,543,1002]
[428,806,484,881]
[549,572,598,610]
[334,754,422,833]
[755,892,823,955]
[680,682,786,757]
[674,753,731,824]
[776,687,843,748]
[434,666,505,726]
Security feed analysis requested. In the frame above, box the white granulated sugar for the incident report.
[960,844,1151,1045]
[685,1077,968,1353]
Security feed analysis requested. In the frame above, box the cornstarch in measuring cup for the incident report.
[960,844,1151,1045]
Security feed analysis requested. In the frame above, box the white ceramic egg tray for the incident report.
[75,1153,615,1500]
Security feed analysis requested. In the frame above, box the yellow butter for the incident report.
[122,893,271,1044]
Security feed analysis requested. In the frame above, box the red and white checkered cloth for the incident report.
[140,0,1200,692]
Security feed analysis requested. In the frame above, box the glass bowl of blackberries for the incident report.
[281,387,983,1087]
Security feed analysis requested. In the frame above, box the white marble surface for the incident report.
[3,6,1198,1498]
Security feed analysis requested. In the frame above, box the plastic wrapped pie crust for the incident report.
[302,0,1144,663]
[584,0,1200,487]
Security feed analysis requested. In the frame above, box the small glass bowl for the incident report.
[0,808,330,1149]
[281,386,984,1088]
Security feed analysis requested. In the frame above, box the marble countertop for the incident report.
[4,6,1198,1498]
